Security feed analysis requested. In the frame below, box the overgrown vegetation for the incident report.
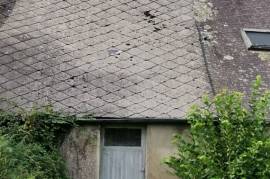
[165,76,270,178]
[0,105,75,179]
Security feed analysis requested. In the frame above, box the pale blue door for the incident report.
[101,128,145,179]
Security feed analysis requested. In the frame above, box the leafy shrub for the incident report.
[165,76,270,179]
[0,105,75,179]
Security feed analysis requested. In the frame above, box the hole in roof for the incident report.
[241,29,270,51]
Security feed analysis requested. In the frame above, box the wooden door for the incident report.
[101,127,145,179]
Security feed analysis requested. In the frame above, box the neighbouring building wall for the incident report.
[146,124,187,179]
[61,126,100,179]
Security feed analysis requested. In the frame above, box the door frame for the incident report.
[99,124,146,179]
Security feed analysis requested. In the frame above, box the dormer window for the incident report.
[241,28,270,50]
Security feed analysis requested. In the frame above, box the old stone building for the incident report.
[1,0,269,178]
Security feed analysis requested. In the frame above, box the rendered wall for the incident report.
[146,124,187,179]
[61,124,187,179]
[61,125,100,179]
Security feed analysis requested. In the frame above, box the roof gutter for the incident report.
[74,116,270,125]
[75,116,188,125]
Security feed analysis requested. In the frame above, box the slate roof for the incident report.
[0,0,210,118]
[201,0,270,94]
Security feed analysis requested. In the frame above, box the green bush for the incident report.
[0,105,75,179]
[165,76,270,179]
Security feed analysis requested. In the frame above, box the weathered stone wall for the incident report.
[61,126,100,179]
[61,124,187,179]
[146,124,187,179]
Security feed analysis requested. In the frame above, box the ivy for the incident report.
[165,76,270,179]
[0,105,76,179]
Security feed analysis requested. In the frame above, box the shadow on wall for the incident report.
[0,0,16,28]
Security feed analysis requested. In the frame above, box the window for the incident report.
[104,128,142,147]
[241,28,270,50]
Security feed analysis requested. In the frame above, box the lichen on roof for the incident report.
[257,52,270,61]
[193,0,217,22]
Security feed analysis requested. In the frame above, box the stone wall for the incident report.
[146,124,187,179]
[61,124,187,179]
[61,126,100,179]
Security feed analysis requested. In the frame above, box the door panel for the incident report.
[101,128,145,179]
[101,147,144,179]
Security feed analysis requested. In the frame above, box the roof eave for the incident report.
[75,117,188,125]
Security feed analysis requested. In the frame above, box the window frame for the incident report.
[241,28,270,50]
[101,125,146,149]
[103,128,142,147]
